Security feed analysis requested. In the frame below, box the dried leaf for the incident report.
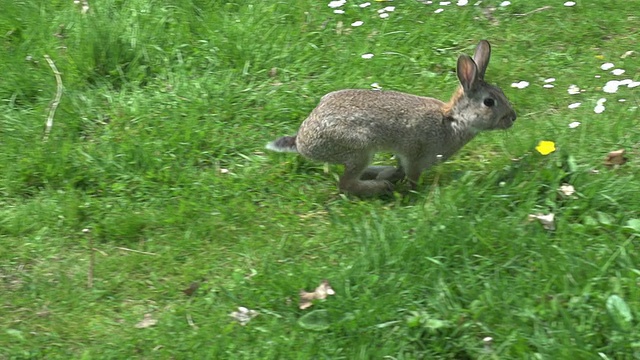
[298,309,331,331]
[604,149,627,166]
[606,295,633,331]
[528,213,556,231]
[135,313,158,329]
[182,281,201,297]
[299,280,335,310]
[229,307,258,326]
[558,184,575,197]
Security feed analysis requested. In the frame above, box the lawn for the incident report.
[1,0,639,358]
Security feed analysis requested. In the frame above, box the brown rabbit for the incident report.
[267,40,516,196]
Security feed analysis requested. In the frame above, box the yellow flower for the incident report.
[535,140,556,155]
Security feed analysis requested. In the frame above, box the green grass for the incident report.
[1,0,639,358]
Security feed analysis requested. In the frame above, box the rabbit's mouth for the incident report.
[500,110,517,128]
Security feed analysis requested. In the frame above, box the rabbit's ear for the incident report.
[457,54,479,92]
[472,40,491,80]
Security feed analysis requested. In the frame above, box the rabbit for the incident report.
[266,40,516,196]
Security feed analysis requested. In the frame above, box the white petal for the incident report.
[600,62,615,70]
[328,0,346,8]
[603,80,620,93]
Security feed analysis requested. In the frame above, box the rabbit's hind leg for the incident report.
[360,166,405,183]
[360,157,405,183]
[339,155,393,196]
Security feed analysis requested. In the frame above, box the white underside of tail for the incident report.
[265,141,298,153]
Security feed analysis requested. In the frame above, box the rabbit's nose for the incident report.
[510,110,517,122]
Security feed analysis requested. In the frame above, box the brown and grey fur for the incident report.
[266,40,516,196]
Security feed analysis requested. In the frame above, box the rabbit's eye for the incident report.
[483,98,495,107]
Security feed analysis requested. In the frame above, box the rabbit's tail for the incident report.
[266,135,298,153]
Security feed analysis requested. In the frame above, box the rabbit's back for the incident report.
[296,89,449,162]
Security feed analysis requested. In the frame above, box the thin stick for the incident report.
[114,247,158,256]
[514,6,552,17]
[186,313,197,328]
[43,55,63,141]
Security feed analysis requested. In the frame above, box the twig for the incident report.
[43,55,63,141]
[186,313,197,328]
[514,6,552,17]
[114,247,158,256]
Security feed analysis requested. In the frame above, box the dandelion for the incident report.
[568,121,581,128]
[543,84,554,88]
[457,0,469,5]
[568,102,581,109]
[499,1,511,6]
[594,104,605,114]
[359,2,371,7]
[564,1,576,6]
[544,78,556,83]
[611,69,625,75]
[351,20,364,27]
[535,140,556,156]
[434,8,444,13]
[379,12,390,18]
[361,53,374,59]
[334,9,345,14]
[439,1,451,5]
[328,0,346,8]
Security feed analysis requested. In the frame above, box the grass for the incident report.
[1,0,639,358]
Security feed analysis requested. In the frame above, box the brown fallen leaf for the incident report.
[528,213,556,231]
[604,149,627,167]
[299,279,335,310]
[135,313,158,329]
[182,281,201,297]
